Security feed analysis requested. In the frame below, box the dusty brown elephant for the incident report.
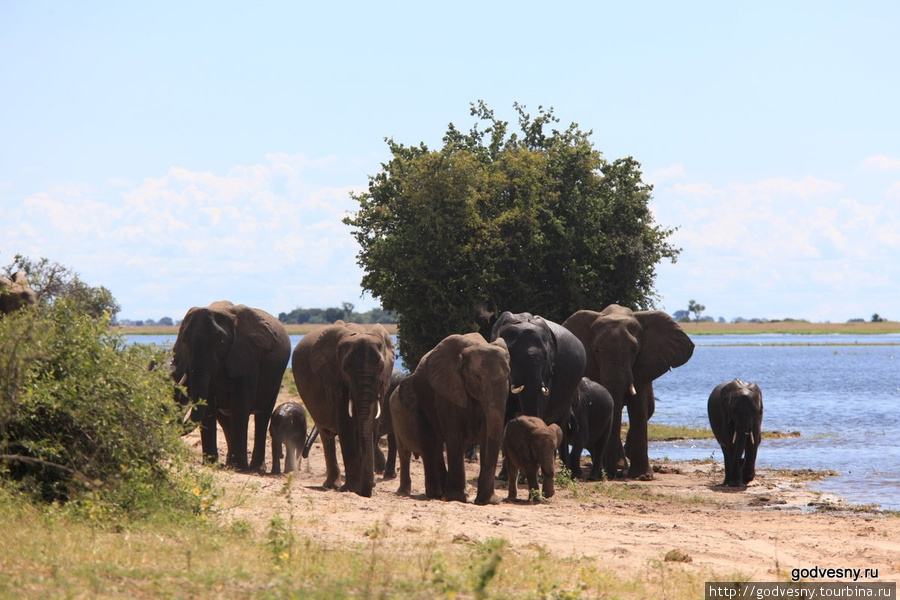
[503,415,563,501]
[0,272,37,315]
[291,321,395,498]
[172,301,291,471]
[390,333,510,505]
[563,304,694,480]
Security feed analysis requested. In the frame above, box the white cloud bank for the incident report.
[652,170,900,322]
[2,154,379,320]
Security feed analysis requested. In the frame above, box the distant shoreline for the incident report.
[113,321,898,336]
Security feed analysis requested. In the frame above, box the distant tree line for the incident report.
[278,302,397,325]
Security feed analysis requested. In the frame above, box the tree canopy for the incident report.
[344,102,680,368]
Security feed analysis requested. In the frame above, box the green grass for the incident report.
[0,482,757,599]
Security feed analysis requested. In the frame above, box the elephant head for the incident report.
[293,321,395,498]
[491,311,557,419]
[0,272,37,315]
[708,378,763,486]
[563,304,694,479]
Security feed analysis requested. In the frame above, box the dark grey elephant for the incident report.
[291,321,395,498]
[503,415,563,501]
[0,272,37,315]
[269,402,308,475]
[390,333,510,504]
[563,305,694,480]
[490,311,585,469]
[374,369,407,480]
[567,377,614,480]
[708,379,763,487]
[172,301,291,471]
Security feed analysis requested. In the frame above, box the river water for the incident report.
[127,333,900,510]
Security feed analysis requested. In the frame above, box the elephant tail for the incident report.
[302,425,319,458]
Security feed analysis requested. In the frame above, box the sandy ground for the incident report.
[185,393,900,583]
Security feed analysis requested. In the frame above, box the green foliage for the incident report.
[345,101,680,367]
[2,254,120,320]
[0,298,191,513]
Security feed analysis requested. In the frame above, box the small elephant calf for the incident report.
[269,402,308,475]
[503,415,563,501]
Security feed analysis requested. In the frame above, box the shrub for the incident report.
[0,300,190,515]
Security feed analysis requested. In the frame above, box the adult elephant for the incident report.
[291,321,394,498]
[708,379,763,487]
[0,272,37,315]
[172,301,291,471]
[490,311,586,467]
[391,333,510,504]
[563,304,694,480]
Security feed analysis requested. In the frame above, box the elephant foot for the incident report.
[323,478,341,490]
[475,493,500,506]
[382,470,396,480]
[396,486,411,496]
[442,490,468,503]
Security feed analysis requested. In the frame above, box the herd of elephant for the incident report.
[169,300,766,504]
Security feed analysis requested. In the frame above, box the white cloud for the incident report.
[1,154,382,319]
[652,172,900,321]
[860,155,900,172]
[648,164,685,185]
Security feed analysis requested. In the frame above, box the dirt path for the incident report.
[185,395,900,583]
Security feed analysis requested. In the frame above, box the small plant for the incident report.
[555,465,578,493]
[471,537,507,599]
[266,515,295,568]
[528,487,546,503]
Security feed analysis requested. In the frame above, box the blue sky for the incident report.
[2,2,898,323]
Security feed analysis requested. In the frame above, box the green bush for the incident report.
[0,300,192,515]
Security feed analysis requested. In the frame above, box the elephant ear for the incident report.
[491,311,528,341]
[631,311,695,384]
[425,335,470,408]
[549,423,564,449]
[533,315,557,373]
[309,325,347,398]
[226,305,279,378]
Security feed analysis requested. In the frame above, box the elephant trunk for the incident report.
[349,373,382,497]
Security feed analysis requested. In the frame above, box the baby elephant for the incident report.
[503,415,564,501]
[269,402,308,475]
[708,379,763,487]
[567,378,614,481]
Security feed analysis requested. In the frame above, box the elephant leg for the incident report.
[587,442,603,481]
[444,438,468,503]
[421,430,445,499]
[742,441,759,484]
[249,411,271,472]
[506,461,519,501]
[199,409,219,464]
[541,459,556,499]
[569,437,584,478]
[383,434,397,480]
[474,420,501,505]
[374,434,386,474]
[624,395,652,480]
[228,411,252,471]
[397,442,412,496]
[604,404,626,478]
[524,465,540,499]
[270,436,283,475]
[320,430,342,489]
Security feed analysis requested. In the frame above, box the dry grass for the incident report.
[680,320,900,335]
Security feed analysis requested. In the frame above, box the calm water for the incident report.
[650,334,900,510]
[127,332,900,509]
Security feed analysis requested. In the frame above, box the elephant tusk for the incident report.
[541,386,549,396]
[749,432,755,445]
[178,373,188,386]
[732,431,737,445]
[510,385,525,394]
[376,400,382,420]
[349,398,354,418]
[629,384,637,396]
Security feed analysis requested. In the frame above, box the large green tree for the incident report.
[345,102,680,368]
